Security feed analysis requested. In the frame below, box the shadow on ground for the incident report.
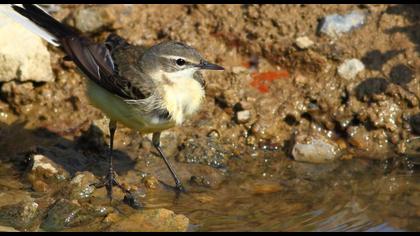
[0,121,135,177]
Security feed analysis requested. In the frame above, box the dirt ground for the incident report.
[0,4,419,232]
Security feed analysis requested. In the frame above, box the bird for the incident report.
[0,4,224,203]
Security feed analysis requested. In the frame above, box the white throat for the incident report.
[159,68,205,125]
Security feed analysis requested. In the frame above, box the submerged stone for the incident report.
[68,172,98,200]
[0,198,39,230]
[292,135,340,163]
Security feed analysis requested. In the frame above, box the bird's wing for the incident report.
[60,33,154,100]
[106,34,157,100]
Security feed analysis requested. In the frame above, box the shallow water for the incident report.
[139,157,419,232]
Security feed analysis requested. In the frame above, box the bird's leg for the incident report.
[152,132,185,192]
[94,120,131,201]
[106,119,117,200]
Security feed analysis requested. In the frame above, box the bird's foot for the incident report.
[92,172,143,209]
[175,182,186,193]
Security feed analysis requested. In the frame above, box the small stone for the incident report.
[207,129,220,139]
[292,135,340,163]
[319,10,366,38]
[295,36,314,49]
[70,6,117,33]
[294,73,308,85]
[236,110,251,124]
[26,154,70,193]
[337,59,365,80]
[69,172,97,199]
[0,14,54,82]
[32,154,59,174]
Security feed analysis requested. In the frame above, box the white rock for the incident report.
[236,110,251,124]
[292,139,339,163]
[319,11,366,38]
[0,14,54,82]
[295,36,314,49]
[32,154,58,174]
[337,58,365,80]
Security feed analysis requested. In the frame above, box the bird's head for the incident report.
[140,41,224,86]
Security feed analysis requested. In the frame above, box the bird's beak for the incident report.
[198,60,224,70]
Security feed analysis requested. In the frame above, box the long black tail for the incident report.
[1,4,77,46]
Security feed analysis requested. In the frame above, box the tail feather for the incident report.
[0,4,75,46]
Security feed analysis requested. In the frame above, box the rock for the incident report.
[0,198,39,229]
[337,59,365,80]
[70,6,117,33]
[109,209,189,232]
[319,10,366,38]
[295,36,314,49]
[41,199,80,231]
[235,110,251,124]
[41,199,99,231]
[0,14,54,82]
[68,172,97,200]
[26,154,70,193]
[292,135,340,163]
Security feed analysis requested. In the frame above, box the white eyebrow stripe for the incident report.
[160,55,188,61]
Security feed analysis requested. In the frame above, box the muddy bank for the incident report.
[0,4,419,232]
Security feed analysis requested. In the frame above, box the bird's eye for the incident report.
[176,58,186,66]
